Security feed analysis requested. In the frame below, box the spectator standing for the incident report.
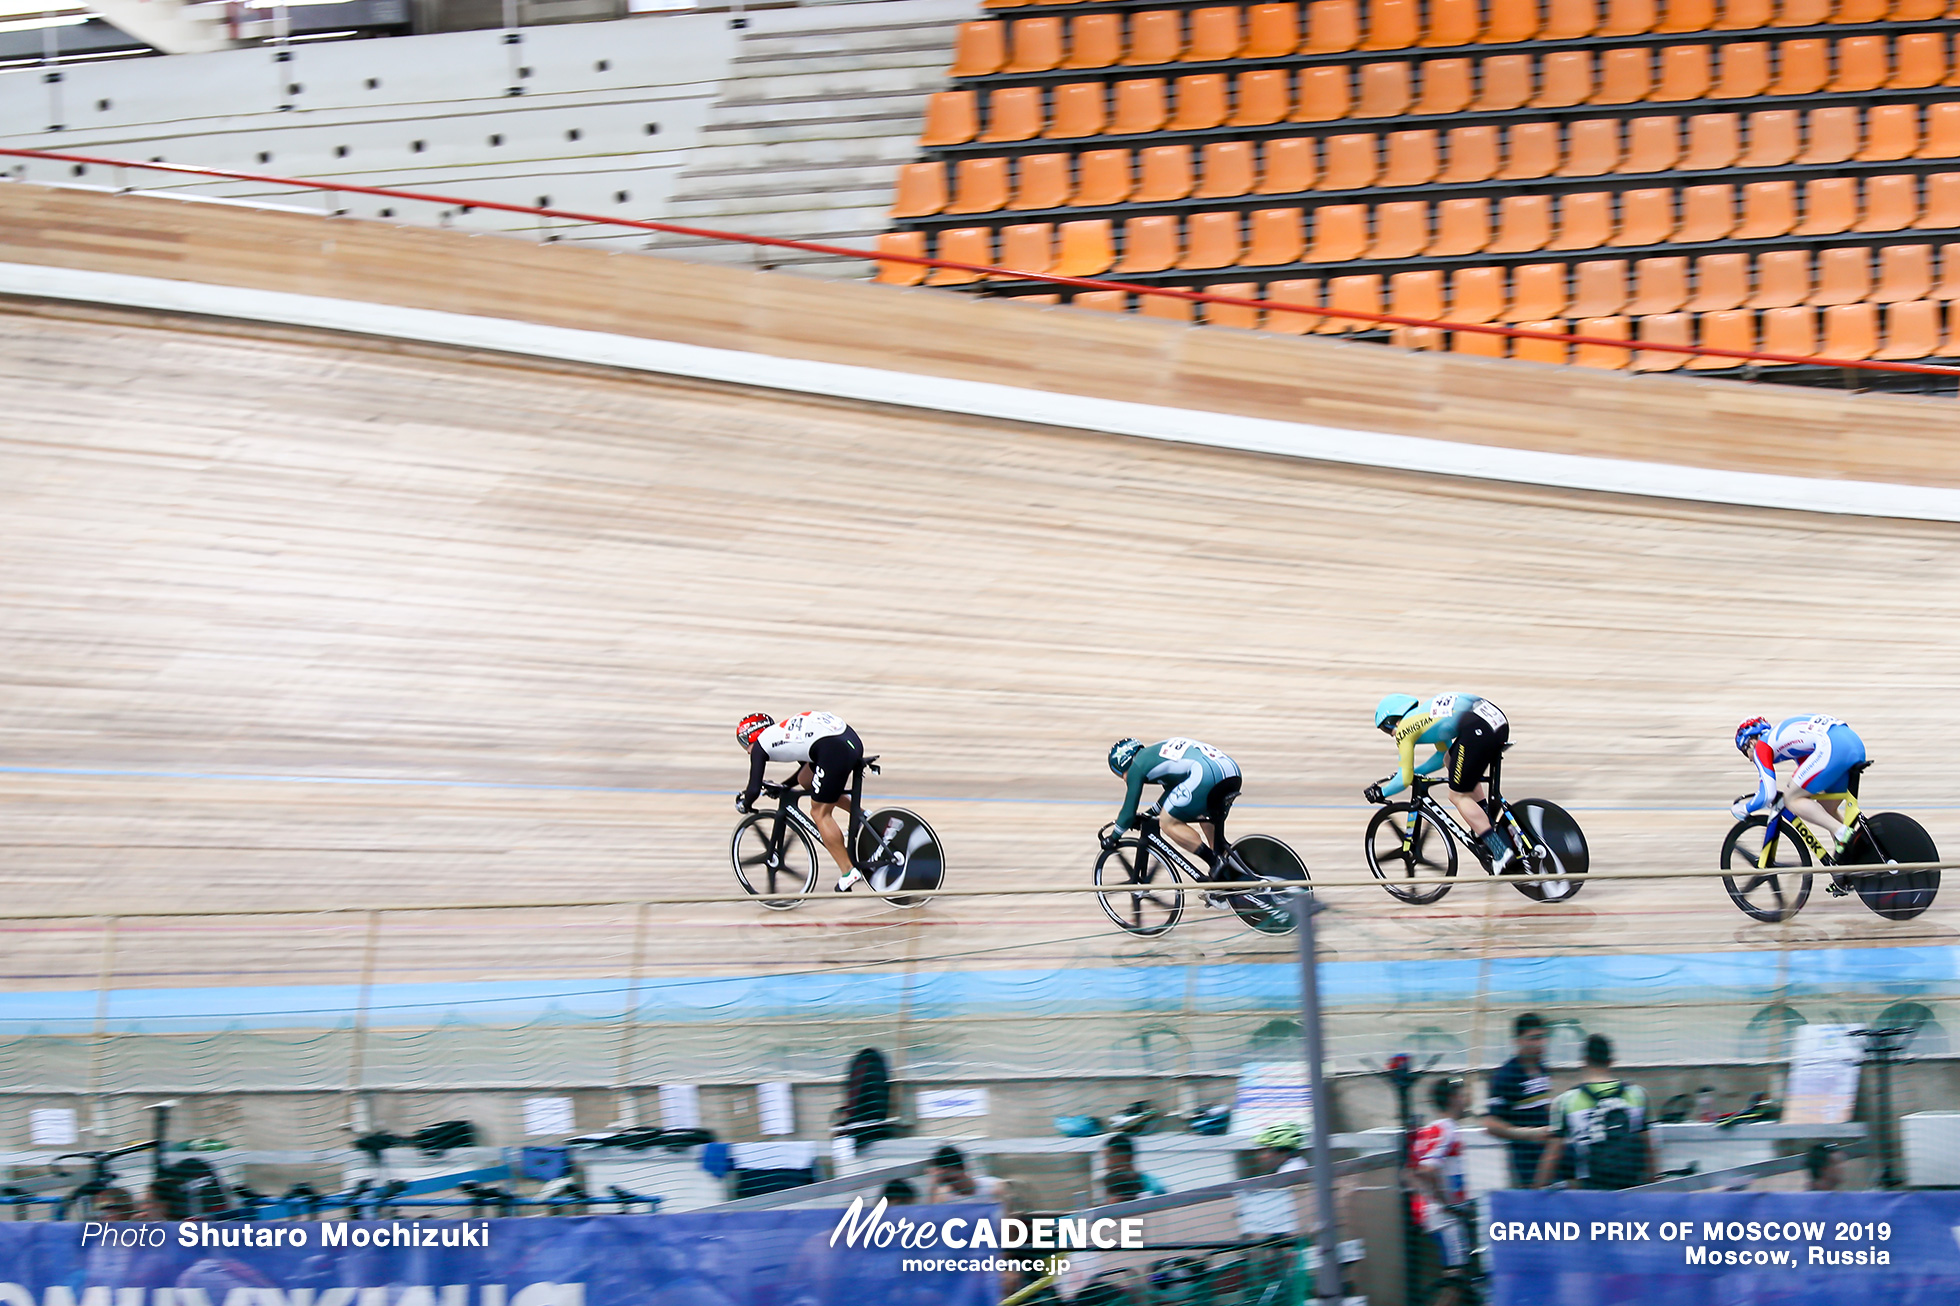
[925,1144,1013,1211]
[1099,1134,1166,1204]
[1805,1143,1845,1191]
[1535,1034,1654,1189]
[1484,1012,1554,1189]
[1407,1078,1474,1281]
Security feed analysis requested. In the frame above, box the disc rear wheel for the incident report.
[1506,799,1589,903]
[1219,834,1308,935]
[855,807,945,907]
[1721,815,1813,922]
[1095,838,1184,937]
[1846,812,1940,921]
[732,811,820,908]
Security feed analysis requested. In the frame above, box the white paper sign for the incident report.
[1784,1025,1862,1124]
[659,1083,702,1130]
[916,1088,991,1119]
[1234,1062,1315,1136]
[757,1082,795,1136]
[523,1096,574,1137]
[30,1109,77,1146]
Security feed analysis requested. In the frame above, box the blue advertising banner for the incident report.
[1489,1191,1960,1305]
[0,1206,1008,1305]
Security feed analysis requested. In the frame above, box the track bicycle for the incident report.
[730,756,944,908]
[1092,808,1309,938]
[1720,762,1940,922]
[1363,753,1589,904]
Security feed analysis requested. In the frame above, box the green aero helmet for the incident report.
[1253,1122,1304,1151]
[1374,693,1420,734]
[1108,738,1145,776]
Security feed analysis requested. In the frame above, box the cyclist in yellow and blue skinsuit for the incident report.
[1366,692,1516,871]
[1106,737,1242,875]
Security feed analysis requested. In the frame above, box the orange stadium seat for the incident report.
[1831,36,1889,93]
[1914,173,1960,228]
[1620,116,1681,172]
[1009,153,1072,210]
[1415,58,1475,114]
[1454,324,1508,356]
[1134,145,1196,201]
[1631,313,1693,370]
[1186,6,1245,60]
[1054,219,1117,274]
[1319,274,1384,331]
[1062,14,1123,70]
[1712,42,1771,98]
[891,162,948,218]
[1292,66,1352,121]
[952,23,1007,77]
[1424,0,1483,44]
[1654,45,1713,100]
[1372,201,1432,257]
[1657,0,1718,31]
[922,91,979,147]
[1072,149,1133,205]
[1449,266,1508,321]
[1772,40,1829,96]
[1115,214,1181,272]
[1760,304,1818,356]
[1180,211,1243,268]
[1308,204,1372,261]
[1071,290,1129,311]
[1820,303,1878,359]
[1715,0,1774,27]
[1244,3,1301,57]
[1611,189,1678,245]
[1169,74,1230,130]
[1511,320,1570,365]
[875,231,929,285]
[1358,61,1414,117]
[1860,106,1920,162]
[1262,278,1324,333]
[1795,177,1857,235]
[927,227,992,285]
[1571,259,1631,316]
[1873,244,1933,301]
[1110,79,1170,133]
[1832,0,1888,20]
[1737,110,1799,167]
[1855,175,1920,232]
[1196,141,1257,197]
[1546,0,1601,37]
[1551,191,1616,249]
[1139,287,1194,321]
[1383,129,1442,184]
[1303,0,1361,52]
[1688,308,1757,367]
[996,223,1055,276]
[1748,249,1812,307]
[1678,184,1735,241]
[1481,0,1541,42]
[1892,0,1947,17]
[1798,107,1859,164]
[1809,247,1871,305]
[1231,70,1293,126]
[1498,122,1560,179]
[1006,17,1064,73]
[1363,0,1420,49]
[1535,51,1595,107]
[1429,197,1493,253]
[1503,263,1569,321]
[1203,283,1261,330]
[1600,0,1659,35]
[1390,268,1446,319]
[1124,11,1185,65]
[1773,0,1831,24]
[1247,206,1308,263]
[1892,32,1948,87]
[1440,125,1502,181]
[947,157,1011,213]
[1735,180,1798,236]
[1490,194,1553,251]
[1935,244,1960,299]
[980,88,1043,143]
[1258,138,1318,192]
[983,0,1025,9]
[1046,83,1108,138]
[1596,47,1655,102]
[1475,55,1535,110]
[1629,255,1691,312]
[1874,299,1941,359]
[1321,133,1380,189]
[1573,316,1632,366]
[1681,113,1741,170]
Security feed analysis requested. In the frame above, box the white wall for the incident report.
[0,17,740,247]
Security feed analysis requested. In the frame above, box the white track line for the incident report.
[6,261,1957,523]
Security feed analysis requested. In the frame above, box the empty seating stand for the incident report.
[903,1,1960,374]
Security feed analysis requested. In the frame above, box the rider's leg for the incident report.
[1789,726,1863,847]
[1444,784,1492,837]
[806,730,867,888]
[809,801,857,881]
[1161,816,1215,860]
[1448,721,1511,867]
[1785,789,1851,845]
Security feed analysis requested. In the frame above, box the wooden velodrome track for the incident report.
[2,188,1959,999]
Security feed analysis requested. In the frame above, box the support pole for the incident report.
[1292,891,1340,1305]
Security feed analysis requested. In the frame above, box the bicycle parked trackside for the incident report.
[730,756,945,908]
[1364,753,1589,905]
[1720,762,1940,923]
[1093,808,1309,938]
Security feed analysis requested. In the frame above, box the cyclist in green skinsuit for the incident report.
[1106,737,1243,874]
[1367,692,1515,872]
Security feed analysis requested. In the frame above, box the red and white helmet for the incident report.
[1734,716,1772,752]
[736,713,774,750]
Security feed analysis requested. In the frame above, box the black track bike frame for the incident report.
[1403,757,1527,869]
[758,758,899,876]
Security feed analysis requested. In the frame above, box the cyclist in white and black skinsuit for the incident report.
[735,711,867,892]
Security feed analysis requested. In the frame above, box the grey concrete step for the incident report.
[730,48,954,78]
[707,65,948,100]
[673,163,901,199]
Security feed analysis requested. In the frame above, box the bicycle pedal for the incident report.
[1826,880,1852,897]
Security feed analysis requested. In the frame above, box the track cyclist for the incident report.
[1731,714,1867,854]
[736,711,867,892]
[1106,737,1242,874]
[1366,693,1516,872]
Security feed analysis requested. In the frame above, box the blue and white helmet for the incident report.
[1108,738,1145,776]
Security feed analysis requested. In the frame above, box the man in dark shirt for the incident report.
[1484,1011,1553,1188]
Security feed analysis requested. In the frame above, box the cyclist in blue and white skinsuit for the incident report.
[1105,737,1242,875]
[1732,715,1867,853]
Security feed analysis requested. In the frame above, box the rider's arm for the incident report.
[740,744,770,807]
[1740,737,1778,813]
[1113,761,1150,832]
[1378,715,1433,798]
